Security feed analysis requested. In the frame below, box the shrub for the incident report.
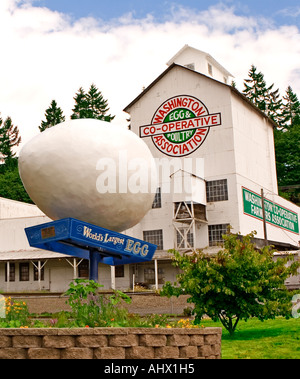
[161,231,300,335]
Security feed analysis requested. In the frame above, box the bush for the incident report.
[161,231,300,335]
[63,279,132,327]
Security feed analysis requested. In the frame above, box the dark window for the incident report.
[206,179,228,202]
[115,265,124,278]
[5,263,15,282]
[208,224,230,246]
[144,268,165,285]
[143,230,163,250]
[152,188,162,209]
[78,260,89,278]
[33,261,45,281]
[19,263,30,282]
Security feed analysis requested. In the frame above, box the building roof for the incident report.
[123,63,277,128]
[166,44,234,78]
[0,250,72,262]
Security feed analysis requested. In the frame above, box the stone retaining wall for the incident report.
[0,327,222,359]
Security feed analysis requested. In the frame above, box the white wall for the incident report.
[0,216,51,252]
[168,47,232,84]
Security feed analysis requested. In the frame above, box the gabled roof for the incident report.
[123,63,277,128]
[166,44,234,78]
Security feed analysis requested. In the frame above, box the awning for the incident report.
[0,249,72,262]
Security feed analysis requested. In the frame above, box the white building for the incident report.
[0,45,299,292]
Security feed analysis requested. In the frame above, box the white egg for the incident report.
[19,119,157,232]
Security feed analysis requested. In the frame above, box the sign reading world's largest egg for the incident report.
[19,119,157,232]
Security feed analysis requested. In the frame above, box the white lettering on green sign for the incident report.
[242,188,299,234]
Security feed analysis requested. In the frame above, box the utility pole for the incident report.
[261,189,268,246]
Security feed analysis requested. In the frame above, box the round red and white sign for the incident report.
[140,95,221,157]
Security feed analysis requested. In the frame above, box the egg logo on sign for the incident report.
[139,95,222,157]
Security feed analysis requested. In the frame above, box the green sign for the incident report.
[242,188,299,234]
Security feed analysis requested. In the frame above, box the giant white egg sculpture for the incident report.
[19,119,157,232]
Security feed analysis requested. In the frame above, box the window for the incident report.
[176,228,194,249]
[144,268,165,285]
[5,263,15,282]
[208,63,213,76]
[143,230,163,250]
[152,188,161,209]
[78,260,89,278]
[33,261,45,281]
[115,265,124,278]
[206,179,228,202]
[185,63,195,70]
[208,224,230,246]
[19,263,30,282]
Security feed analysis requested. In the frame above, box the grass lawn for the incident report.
[200,317,300,359]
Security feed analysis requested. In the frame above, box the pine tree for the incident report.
[266,87,283,126]
[243,65,270,111]
[71,87,89,120]
[243,65,283,126]
[0,116,21,163]
[71,84,115,122]
[281,86,300,128]
[39,100,65,132]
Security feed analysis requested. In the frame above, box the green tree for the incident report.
[39,100,65,132]
[243,65,270,111]
[0,116,21,163]
[281,86,300,128]
[243,65,283,126]
[161,232,299,336]
[71,87,89,120]
[71,84,115,122]
[274,124,300,205]
[0,158,33,203]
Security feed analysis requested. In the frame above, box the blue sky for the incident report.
[35,0,300,26]
[1,0,300,146]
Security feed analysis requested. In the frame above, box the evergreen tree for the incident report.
[243,65,270,111]
[266,87,283,125]
[0,116,21,163]
[274,124,300,205]
[39,100,65,132]
[243,65,283,126]
[281,86,300,128]
[71,87,89,120]
[71,84,115,122]
[0,158,33,204]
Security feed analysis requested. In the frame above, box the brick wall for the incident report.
[0,327,222,359]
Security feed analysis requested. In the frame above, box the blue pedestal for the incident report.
[25,218,157,282]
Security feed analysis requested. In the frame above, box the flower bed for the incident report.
[0,281,222,359]
[0,327,222,359]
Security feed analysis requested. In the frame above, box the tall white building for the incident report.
[124,45,299,254]
[0,45,299,292]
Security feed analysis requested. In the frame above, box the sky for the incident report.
[1,0,300,151]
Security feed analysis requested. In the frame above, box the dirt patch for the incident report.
[6,293,191,315]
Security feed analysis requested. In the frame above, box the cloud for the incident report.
[0,0,300,151]
[276,6,300,18]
